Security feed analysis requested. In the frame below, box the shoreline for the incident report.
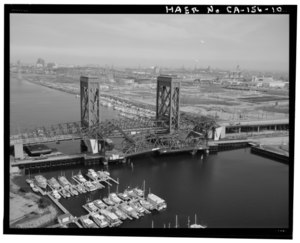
[9,168,59,228]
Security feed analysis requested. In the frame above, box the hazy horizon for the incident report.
[10,14,289,72]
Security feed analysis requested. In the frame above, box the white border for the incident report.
[1,1,298,243]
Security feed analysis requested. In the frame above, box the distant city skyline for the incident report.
[10,14,289,72]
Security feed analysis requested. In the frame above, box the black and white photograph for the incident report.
[4,4,296,239]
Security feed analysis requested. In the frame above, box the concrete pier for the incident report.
[251,146,289,163]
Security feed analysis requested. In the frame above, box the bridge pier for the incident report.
[14,143,24,160]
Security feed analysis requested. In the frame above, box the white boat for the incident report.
[97,171,109,180]
[133,188,144,197]
[99,209,122,227]
[31,184,39,193]
[129,201,145,215]
[48,177,61,190]
[139,199,154,211]
[85,181,97,192]
[87,169,98,180]
[103,197,115,206]
[79,215,98,228]
[110,207,127,220]
[87,202,98,212]
[58,176,71,189]
[118,203,139,219]
[34,175,47,189]
[118,192,130,201]
[90,213,109,228]
[94,199,106,209]
[53,190,61,200]
[109,193,122,204]
[126,189,138,199]
[70,187,79,196]
[26,179,33,184]
[76,184,86,193]
[147,193,167,211]
[74,174,87,183]
[190,214,207,228]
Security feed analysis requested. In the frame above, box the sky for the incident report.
[10,14,289,72]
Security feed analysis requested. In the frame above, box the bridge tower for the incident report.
[156,76,181,133]
[80,76,101,128]
[80,76,101,154]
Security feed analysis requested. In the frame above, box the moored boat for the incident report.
[61,188,71,198]
[76,184,86,193]
[70,187,78,196]
[99,209,122,227]
[48,177,61,190]
[90,212,109,228]
[118,203,139,219]
[73,173,87,184]
[139,198,154,211]
[97,170,110,180]
[103,197,115,206]
[189,214,207,229]
[86,202,98,212]
[30,183,39,193]
[79,215,98,228]
[126,189,138,199]
[110,207,127,220]
[147,193,167,211]
[109,193,122,204]
[133,188,144,197]
[84,181,97,192]
[34,175,47,189]
[129,201,145,215]
[58,176,71,189]
[94,199,106,209]
[52,190,61,200]
[26,179,33,184]
[87,169,98,180]
[118,191,130,201]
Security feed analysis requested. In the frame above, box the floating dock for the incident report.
[47,193,82,228]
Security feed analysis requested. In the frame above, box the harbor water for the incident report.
[10,76,289,228]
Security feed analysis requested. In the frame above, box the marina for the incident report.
[24,167,166,228]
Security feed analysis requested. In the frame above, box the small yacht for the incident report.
[90,212,109,228]
[118,191,130,201]
[103,197,115,206]
[190,214,207,229]
[94,199,106,209]
[109,193,122,204]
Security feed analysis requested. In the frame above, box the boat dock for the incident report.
[47,193,82,228]
[100,179,112,186]
[28,171,165,228]
[108,176,119,184]
[48,194,70,214]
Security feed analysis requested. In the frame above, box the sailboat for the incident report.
[189,214,207,228]
[175,215,179,228]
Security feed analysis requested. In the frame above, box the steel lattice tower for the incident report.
[156,76,180,133]
[80,76,100,128]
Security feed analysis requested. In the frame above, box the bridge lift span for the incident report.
[10,75,217,160]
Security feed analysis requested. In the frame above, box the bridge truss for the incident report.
[10,115,217,159]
